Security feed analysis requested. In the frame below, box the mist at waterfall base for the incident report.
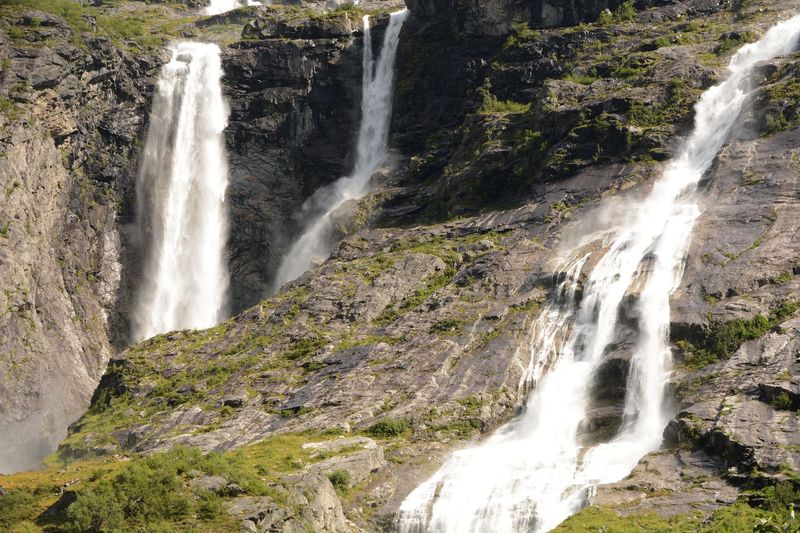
[271,9,409,290]
[397,15,800,533]
[204,0,263,16]
[132,42,230,342]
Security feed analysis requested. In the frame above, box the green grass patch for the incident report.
[1,432,361,531]
[429,318,466,336]
[716,31,758,55]
[677,301,800,369]
[556,483,800,532]
[478,80,531,115]
[366,418,409,438]
[326,469,350,492]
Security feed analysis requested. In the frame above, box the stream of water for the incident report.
[272,9,409,289]
[397,15,800,533]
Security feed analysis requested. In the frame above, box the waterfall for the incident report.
[204,0,263,16]
[133,42,230,342]
[398,15,800,533]
[272,9,410,289]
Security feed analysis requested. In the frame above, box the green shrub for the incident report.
[706,314,771,359]
[678,301,800,369]
[430,319,465,335]
[503,22,538,49]
[596,1,636,25]
[769,392,793,411]
[286,336,325,360]
[717,31,758,55]
[478,80,531,115]
[0,490,36,530]
[64,456,192,530]
[596,9,613,25]
[0,96,15,115]
[195,491,223,520]
[7,26,25,39]
[615,0,637,22]
[326,469,350,491]
[366,418,409,438]
[761,483,800,513]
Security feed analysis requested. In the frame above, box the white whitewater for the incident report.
[133,42,230,342]
[398,15,800,533]
[272,9,409,289]
[204,0,262,17]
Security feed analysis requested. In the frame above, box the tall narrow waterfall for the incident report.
[398,15,800,533]
[133,42,230,342]
[272,9,409,289]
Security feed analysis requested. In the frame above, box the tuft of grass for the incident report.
[717,31,758,55]
[430,319,466,336]
[326,469,350,492]
[769,392,793,411]
[366,418,409,438]
[596,0,637,25]
[478,80,531,115]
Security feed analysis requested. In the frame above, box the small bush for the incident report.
[64,456,192,530]
[326,469,350,491]
[195,491,224,520]
[706,314,771,359]
[678,301,800,369]
[615,0,637,22]
[717,31,758,55]
[430,319,465,335]
[286,336,325,360]
[0,97,16,115]
[769,392,793,411]
[597,1,636,25]
[366,418,409,438]
[478,80,531,115]
[0,490,36,530]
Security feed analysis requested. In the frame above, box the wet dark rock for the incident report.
[222,24,365,310]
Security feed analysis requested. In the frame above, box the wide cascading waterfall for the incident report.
[272,9,409,289]
[398,15,800,533]
[133,42,230,342]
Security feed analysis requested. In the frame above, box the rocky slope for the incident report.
[2,0,800,531]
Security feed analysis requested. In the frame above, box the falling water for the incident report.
[204,0,263,17]
[272,9,410,289]
[398,15,800,533]
[133,42,230,342]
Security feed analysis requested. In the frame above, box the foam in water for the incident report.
[133,42,231,342]
[272,9,409,289]
[397,15,800,533]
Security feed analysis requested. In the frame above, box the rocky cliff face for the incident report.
[0,9,159,472]
[404,0,626,35]
[2,0,800,531]
[223,8,368,310]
